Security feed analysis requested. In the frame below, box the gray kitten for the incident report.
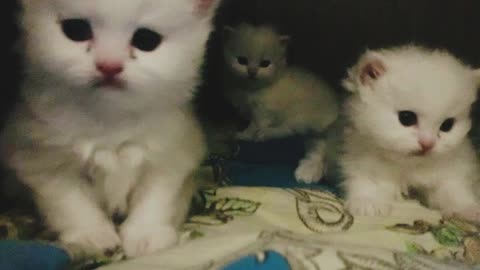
[222,23,339,183]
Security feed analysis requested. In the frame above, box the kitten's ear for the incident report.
[342,52,386,93]
[358,53,386,86]
[279,35,291,47]
[195,0,220,17]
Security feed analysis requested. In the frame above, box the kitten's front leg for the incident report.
[87,143,145,220]
[28,170,120,256]
[237,120,291,141]
[254,126,295,141]
[236,114,274,141]
[295,140,326,183]
[119,168,195,258]
[344,173,399,216]
[236,123,260,141]
[428,178,480,223]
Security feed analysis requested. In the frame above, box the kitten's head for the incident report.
[21,0,220,108]
[222,24,290,83]
[343,46,480,157]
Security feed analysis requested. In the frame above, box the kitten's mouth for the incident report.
[411,149,431,157]
[93,77,126,90]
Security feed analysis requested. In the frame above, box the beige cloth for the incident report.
[101,187,479,270]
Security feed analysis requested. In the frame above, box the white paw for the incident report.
[295,159,325,184]
[117,143,145,168]
[85,149,117,182]
[236,127,258,141]
[346,198,392,216]
[60,222,121,255]
[444,204,480,223]
[253,130,268,142]
[120,223,179,258]
[236,132,254,141]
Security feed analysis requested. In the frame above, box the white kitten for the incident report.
[341,46,480,222]
[1,0,220,258]
[222,24,340,183]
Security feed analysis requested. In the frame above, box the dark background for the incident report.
[4,0,480,138]
[196,0,480,127]
[3,0,21,130]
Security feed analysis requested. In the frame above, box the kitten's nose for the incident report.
[247,69,257,79]
[96,62,124,78]
[419,139,435,152]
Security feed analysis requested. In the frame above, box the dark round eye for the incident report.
[260,60,271,68]
[131,28,163,52]
[237,56,248,65]
[61,19,93,42]
[440,118,455,132]
[398,111,417,127]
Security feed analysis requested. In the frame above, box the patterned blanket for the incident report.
[99,186,480,270]
[2,169,480,269]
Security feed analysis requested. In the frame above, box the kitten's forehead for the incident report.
[227,25,285,58]
[46,0,199,30]
[386,59,476,116]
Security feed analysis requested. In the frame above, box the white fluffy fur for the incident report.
[223,24,339,183]
[1,0,219,258]
[341,46,480,222]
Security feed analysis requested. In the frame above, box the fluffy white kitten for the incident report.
[341,46,480,222]
[222,24,340,183]
[1,0,220,258]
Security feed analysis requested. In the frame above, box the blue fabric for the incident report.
[234,137,306,165]
[223,138,340,194]
[223,161,338,193]
[222,251,291,270]
[0,241,70,270]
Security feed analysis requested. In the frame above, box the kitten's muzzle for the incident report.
[247,68,258,79]
[93,75,125,89]
[96,62,124,78]
[411,140,435,156]
[94,61,125,89]
[418,137,435,153]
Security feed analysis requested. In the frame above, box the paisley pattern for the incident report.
[2,185,479,270]
[388,217,480,265]
[288,189,354,233]
[168,231,471,270]
[189,189,261,226]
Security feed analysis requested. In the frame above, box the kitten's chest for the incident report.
[51,113,143,145]
[64,123,148,165]
[42,109,169,160]
[75,110,191,159]
[390,158,448,188]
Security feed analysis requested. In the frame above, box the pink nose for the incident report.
[96,62,124,77]
[419,139,435,152]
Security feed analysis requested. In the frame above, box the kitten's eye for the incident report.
[237,57,248,65]
[398,111,417,127]
[131,28,163,52]
[61,19,93,42]
[260,60,271,68]
[440,118,455,132]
